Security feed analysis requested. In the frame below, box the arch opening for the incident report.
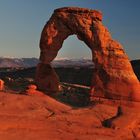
[55,35,92,60]
[53,35,93,85]
[51,35,93,107]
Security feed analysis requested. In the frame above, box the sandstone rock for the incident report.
[28,84,37,90]
[36,63,59,93]
[0,79,4,91]
[36,7,140,101]
[26,84,43,96]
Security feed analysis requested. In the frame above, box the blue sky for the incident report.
[0,0,139,60]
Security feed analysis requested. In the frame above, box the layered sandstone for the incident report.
[36,7,140,101]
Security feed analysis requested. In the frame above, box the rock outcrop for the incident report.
[36,7,140,101]
[0,79,4,91]
[26,84,44,96]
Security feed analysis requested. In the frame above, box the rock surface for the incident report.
[28,84,37,90]
[36,7,140,101]
[0,92,140,140]
[0,79,4,91]
[26,84,44,96]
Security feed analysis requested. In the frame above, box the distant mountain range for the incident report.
[52,58,94,68]
[0,57,94,68]
[0,57,139,71]
[0,57,39,68]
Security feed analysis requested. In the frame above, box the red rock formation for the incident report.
[26,84,44,96]
[36,7,140,101]
[28,84,37,90]
[36,63,59,93]
[0,79,4,91]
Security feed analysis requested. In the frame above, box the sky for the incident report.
[0,0,140,60]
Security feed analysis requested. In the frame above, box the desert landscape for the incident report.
[0,2,140,140]
[1,89,140,140]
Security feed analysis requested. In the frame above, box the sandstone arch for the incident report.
[36,7,140,101]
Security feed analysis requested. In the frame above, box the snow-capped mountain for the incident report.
[52,58,94,68]
[0,57,94,68]
[0,57,39,68]
[0,57,139,69]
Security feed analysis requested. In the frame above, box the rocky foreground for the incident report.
[0,91,140,140]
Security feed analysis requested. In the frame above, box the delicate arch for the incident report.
[36,7,140,101]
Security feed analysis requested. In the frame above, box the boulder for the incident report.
[26,84,43,96]
[27,84,37,90]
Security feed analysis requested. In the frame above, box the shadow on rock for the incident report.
[102,106,123,128]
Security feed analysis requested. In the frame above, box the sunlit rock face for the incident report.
[36,7,140,101]
[0,79,4,91]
